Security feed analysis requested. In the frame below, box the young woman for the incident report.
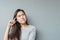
[4,9,36,40]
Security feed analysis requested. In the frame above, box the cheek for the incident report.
[17,17,21,22]
[23,16,26,21]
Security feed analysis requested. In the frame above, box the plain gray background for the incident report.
[0,0,60,40]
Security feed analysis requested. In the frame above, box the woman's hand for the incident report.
[8,18,16,27]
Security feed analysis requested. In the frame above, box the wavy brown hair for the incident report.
[8,9,29,40]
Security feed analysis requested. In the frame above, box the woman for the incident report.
[4,9,36,40]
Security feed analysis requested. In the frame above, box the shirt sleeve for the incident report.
[29,27,36,40]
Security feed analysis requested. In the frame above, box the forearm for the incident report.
[4,31,8,40]
[4,25,10,40]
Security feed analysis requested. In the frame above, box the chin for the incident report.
[20,21,26,24]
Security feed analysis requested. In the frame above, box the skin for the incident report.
[4,11,29,40]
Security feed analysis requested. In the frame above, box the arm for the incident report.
[29,28,36,40]
[4,24,10,40]
[4,19,16,40]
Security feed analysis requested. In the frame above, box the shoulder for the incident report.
[29,25,36,31]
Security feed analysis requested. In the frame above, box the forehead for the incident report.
[17,11,24,15]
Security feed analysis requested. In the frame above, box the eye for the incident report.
[17,14,25,17]
[18,15,21,17]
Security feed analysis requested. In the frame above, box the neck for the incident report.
[21,23,28,28]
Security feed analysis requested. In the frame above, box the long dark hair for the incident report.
[8,9,29,40]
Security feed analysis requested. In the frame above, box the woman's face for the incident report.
[16,11,27,24]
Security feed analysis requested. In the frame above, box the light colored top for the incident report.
[21,25,36,40]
